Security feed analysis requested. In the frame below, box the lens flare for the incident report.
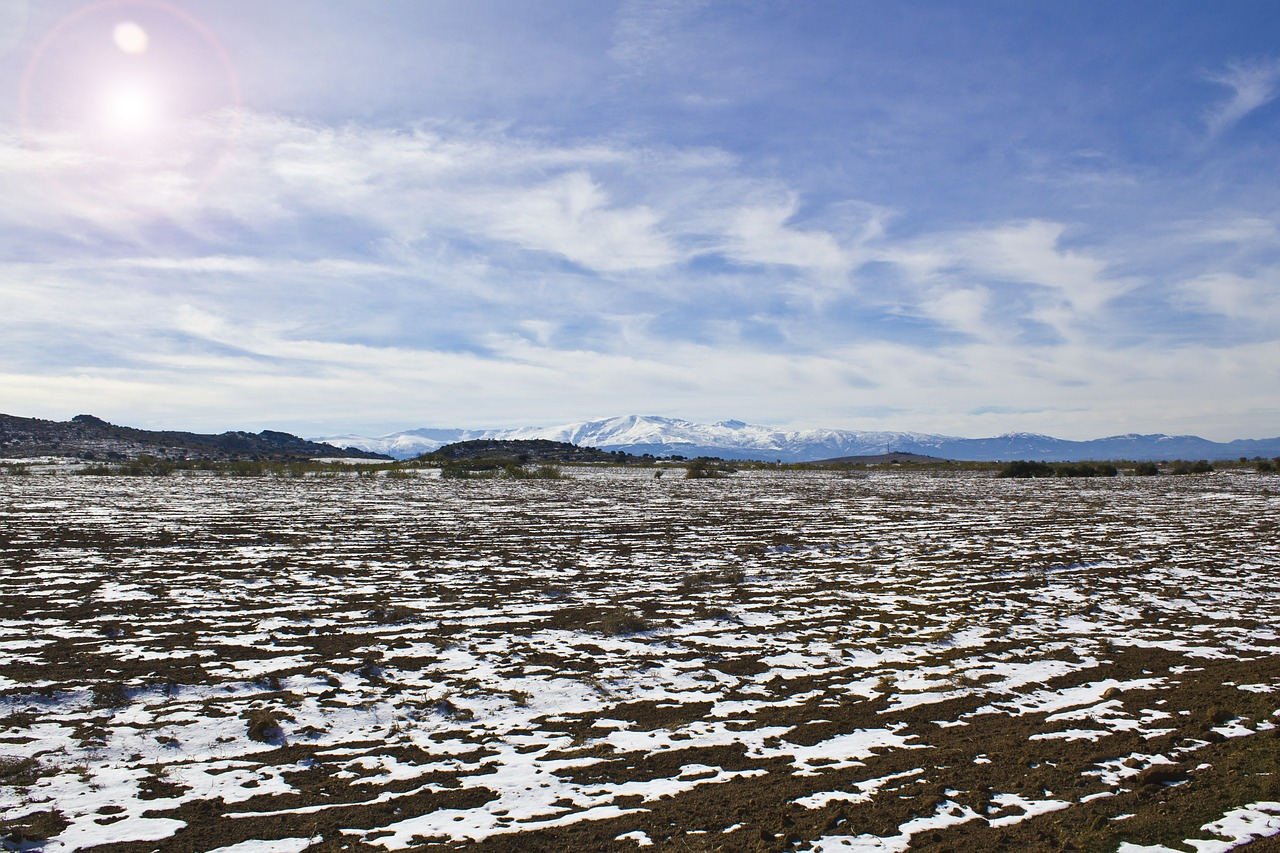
[19,0,243,218]
[113,20,147,53]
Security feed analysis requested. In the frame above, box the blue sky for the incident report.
[2,0,1279,440]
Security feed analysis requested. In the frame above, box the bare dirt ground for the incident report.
[1,467,1277,852]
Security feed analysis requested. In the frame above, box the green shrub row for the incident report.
[440,459,566,480]
[998,459,1228,478]
[998,460,1118,478]
[684,458,736,479]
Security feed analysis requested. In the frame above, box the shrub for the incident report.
[430,697,474,720]
[245,708,286,744]
[1169,460,1214,475]
[439,461,475,479]
[1133,462,1160,476]
[226,460,271,477]
[1257,460,1275,473]
[441,460,567,480]
[685,458,734,479]
[91,682,131,708]
[597,606,652,636]
[0,756,43,786]
[1054,461,1118,478]
[121,455,176,476]
[440,458,511,479]
[997,460,1055,478]
[503,462,569,479]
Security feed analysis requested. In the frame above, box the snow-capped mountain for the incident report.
[316,415,1280,463]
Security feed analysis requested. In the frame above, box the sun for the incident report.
[100,80,159,136]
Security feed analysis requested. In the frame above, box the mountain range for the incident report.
[0,413,383,462]
[316,415,1280,463]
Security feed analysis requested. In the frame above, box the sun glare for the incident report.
[100,82,158,135]
[113,21,148,54]
[20,2,244,214]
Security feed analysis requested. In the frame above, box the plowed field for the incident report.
[2,468,1278,851]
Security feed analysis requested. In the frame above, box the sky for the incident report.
[1,0,1279,441]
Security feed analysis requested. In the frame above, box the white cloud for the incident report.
[917,286,994,340]
[1181,216,1280,245]
[1205,59,1280,137]
[3,307,1276,440]
[1175,270,1280,323]
[479,171,677,271]
[953,221,1118,313]
[719,198,851,279]
[880,220,1131,338]
[1,109,880,287]
[111,255,400,277]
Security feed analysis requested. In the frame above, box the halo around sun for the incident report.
[19,0,244,216]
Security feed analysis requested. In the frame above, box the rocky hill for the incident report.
[427,438,650,465]
[0,413,387,462]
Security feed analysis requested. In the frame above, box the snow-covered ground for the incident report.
[1,468,1278,851]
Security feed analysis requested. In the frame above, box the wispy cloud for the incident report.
[877,220,1133,342]
[1205,58,1280,138]
[1,110,875,286]
[478,171,676,271]
[1175,270,1280,325]
[3,287,1275,440]
[609,0,709,71]
[718,198,853,280]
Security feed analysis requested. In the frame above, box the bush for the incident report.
[1169,460,1214,475]
[997,460,1055,478]
[439,461,475,479]
[441,459,567,480]
[245,708,286,744]
[1054,461,1118,478]
[596,606,652,636]
[120,455,176,476]
[0,756,44,786]
[1133,462,1161,476]
[685,458,734,479]
[226,460,272,477]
